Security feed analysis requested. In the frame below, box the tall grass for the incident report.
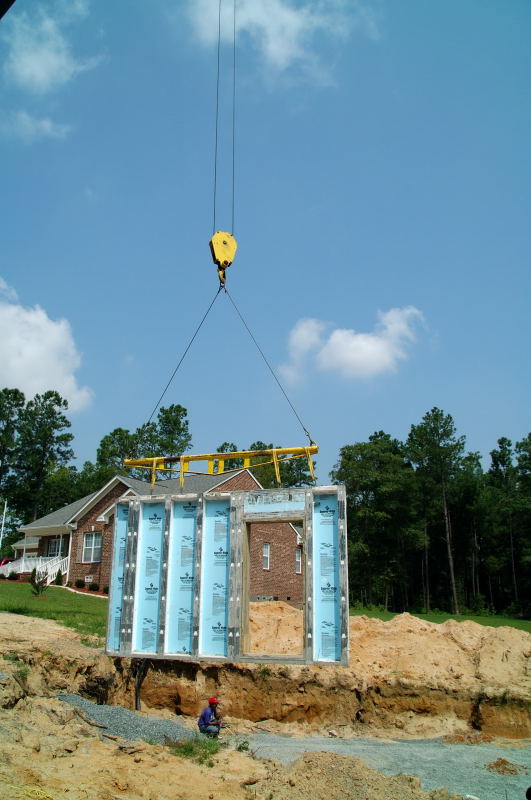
[165,735,225,765]
[349,605,531,634]
[0,582,107,638]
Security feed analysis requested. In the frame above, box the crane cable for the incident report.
[213,0,237,235]
[225,287,315,445]
[145,286,223,425]
[143,0,315,449]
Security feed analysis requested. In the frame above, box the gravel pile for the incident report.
[58,693,195,744]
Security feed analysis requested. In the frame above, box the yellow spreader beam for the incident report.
[125,444,318,487]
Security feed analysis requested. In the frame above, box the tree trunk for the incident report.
[473,524,480,598]
[508,515,519,603]
[424,519,430,613]
[441,480,459,615]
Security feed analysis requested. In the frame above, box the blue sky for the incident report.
[1,0,529,481]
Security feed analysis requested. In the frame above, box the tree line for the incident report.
[0,387,312,553]
[1,388,529,616]
[331,408,530,617]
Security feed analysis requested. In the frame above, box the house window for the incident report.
[83,532,102,563]
[46,537,61,557]
[295,546,302,574]
[262,542,270,570]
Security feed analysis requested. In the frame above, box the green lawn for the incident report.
[349,605,531,634]
[0,581,108,638]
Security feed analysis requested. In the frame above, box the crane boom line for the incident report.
[212,0,237,235]
[145,286,223,425]
[231,0,236,234]
[224,288,314,444]
[212,0,222,234]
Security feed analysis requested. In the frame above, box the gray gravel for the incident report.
[58,693,195,744]
[247,732,531,800]
[58,694,530,800]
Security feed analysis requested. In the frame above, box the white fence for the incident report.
[0,555,70,584]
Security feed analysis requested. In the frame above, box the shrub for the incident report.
[89,582,99,592]
[54,569,63,586]
[30,571,48,596]
[75,579,85,589]
[7,571,18,581]
[0,574,5,580]
[30,567,37,583]
[103,585,109,594]
[165,735,225,765]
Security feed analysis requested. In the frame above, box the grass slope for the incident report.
[0,582,107,637]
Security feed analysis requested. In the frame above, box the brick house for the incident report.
[14,471,304,604]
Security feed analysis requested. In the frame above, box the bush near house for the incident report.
[75,579,85,589]
[88,583,99,592]
[7,572,18,581]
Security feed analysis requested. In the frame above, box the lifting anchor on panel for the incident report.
[209,231,237,287]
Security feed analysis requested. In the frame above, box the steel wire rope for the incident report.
[224,287,315,444]
[212,0,237,235]
[231,0,236,234]
[145,286,223,425]
[212,0,222,234]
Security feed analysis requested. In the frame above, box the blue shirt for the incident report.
[198,707,219,728]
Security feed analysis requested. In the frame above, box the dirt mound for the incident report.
[485,757,528,775]
[252,751,464,800]
[248,601,303,655]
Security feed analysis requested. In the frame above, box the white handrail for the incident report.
[36,554,70,585]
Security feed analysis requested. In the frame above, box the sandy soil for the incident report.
[0,609,529,799]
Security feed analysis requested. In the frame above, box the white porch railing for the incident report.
[0,556,50,577]
[36,555,70,585]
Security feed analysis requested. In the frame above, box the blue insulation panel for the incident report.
[312,494,342,661]
[132,502,165,653]
[199,498,231,657]
[165,500,198,655]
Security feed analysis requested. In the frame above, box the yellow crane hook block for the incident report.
[209,231,237,268]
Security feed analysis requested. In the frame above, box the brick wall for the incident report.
[207,470,261,492]
[248,521,304,607]
[69,482,129,588]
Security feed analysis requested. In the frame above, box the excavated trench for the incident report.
[99,656,531,739]
[1,610,529,740]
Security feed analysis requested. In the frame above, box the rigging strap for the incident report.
[145,285,223,425]
[224,287,315,445]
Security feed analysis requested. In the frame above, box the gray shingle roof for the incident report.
[22,491,99,530]
[20,471,248,533]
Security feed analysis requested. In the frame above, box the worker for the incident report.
[198,697,222,737]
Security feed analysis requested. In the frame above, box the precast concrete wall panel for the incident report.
[106,486,348,665]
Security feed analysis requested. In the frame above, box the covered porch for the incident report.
[0,532,71,584]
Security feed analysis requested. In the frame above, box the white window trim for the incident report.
[262,542,270,571]
[295,546,302,574]
[83,532,102,563]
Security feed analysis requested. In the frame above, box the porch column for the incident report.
[66,530,73,584]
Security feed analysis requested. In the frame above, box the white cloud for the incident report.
[0,278,18,303]
[280,307,424,382]
[2,6,100,94]
[0,110,71,142]
[185,0,380,82]
[0,279,93,412]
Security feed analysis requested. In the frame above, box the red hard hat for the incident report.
[208,697,219,704]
